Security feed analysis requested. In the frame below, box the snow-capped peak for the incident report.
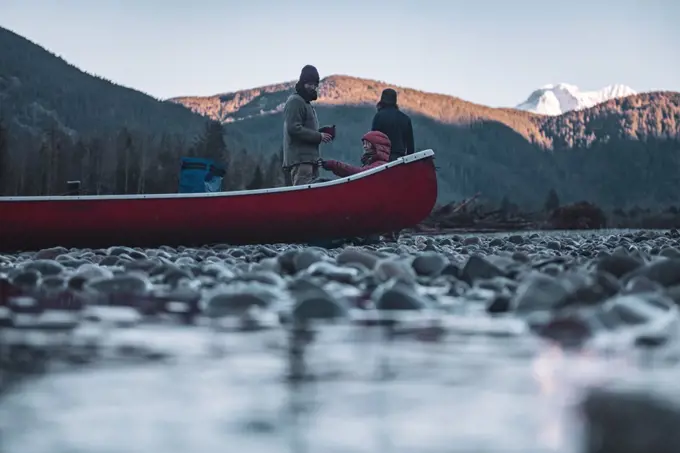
[540,83,579,92]
[516,83,637,116]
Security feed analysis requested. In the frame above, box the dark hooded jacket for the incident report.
[371,88,415,161]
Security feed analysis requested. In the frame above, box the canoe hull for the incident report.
[0,150,437,251]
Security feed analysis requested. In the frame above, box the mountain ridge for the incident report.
[169,74,538,119]
[170,74,550,148]
[169,75,676,152]
[0,25,208,140]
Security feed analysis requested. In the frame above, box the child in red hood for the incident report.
[321,131,391,177]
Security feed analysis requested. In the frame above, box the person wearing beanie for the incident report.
[282,64,333,186]
[371,88,415,161]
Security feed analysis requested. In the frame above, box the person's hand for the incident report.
[320,132,333,143]
[319,159,330,170]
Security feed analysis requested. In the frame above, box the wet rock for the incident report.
[120,251,145,261]
[546,241,561,251]
[374,258,416,284]
[106,246,134,256]
[596,254,644,278]
[232,270,286,287]
[99,256,121,267]
[411,252,448,277]
[373,280,429,311]
[199,263,234,281]
[624,275,664,294]
[40,275,67,291]
[462,236,480,246]
[626,258,680,287]
[277,249,299,275]
[252,257,281,273]
[33,246,68,260]
[74,264,114,281]
[664,284,680,305]
[486,294,512,314]
[291,286,349,321]
[85,274,152,295]
[123,259,159,272]
[205,291,272,318]
[336,247,379,269]
[511,251,531,263]
[535,313,593,348]
[229,248,247,259]
[67,275,89,291]
[439,263,460,278]
[511,272,569,314]
[22,259,65,276]
[303,261,359,284]
[10,269,42,288]
[460,255,505,284]
[580,387,680,453]
[659,247,680,259]
[293,248,326,273]
[556,271,617,308]
[507,234,525,245]
[287,276,324,294]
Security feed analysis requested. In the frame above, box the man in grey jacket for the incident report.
[282,65,333,186]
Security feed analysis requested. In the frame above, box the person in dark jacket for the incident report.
[371,88,415,161]
[321,131,390,177]
[282,65,333,185]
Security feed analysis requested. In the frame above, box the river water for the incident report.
[0,321,672,453]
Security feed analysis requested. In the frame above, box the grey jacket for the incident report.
[282,93,322,167]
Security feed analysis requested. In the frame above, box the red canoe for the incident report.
[0,150,437,251]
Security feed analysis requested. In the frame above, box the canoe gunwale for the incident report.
[0,150,435,202]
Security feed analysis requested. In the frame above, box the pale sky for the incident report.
[2,0,678,107]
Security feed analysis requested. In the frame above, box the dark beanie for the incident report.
[379,88,398,105]
[299,65,320,84]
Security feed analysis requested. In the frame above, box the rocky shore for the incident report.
[1,230,680,452]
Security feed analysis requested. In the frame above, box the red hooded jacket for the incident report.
[323,131,391,177]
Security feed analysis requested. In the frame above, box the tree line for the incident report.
[0,118,283,197]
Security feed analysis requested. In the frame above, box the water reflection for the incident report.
[0,318,677,453]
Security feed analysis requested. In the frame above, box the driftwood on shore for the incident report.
[411,196,610,234]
